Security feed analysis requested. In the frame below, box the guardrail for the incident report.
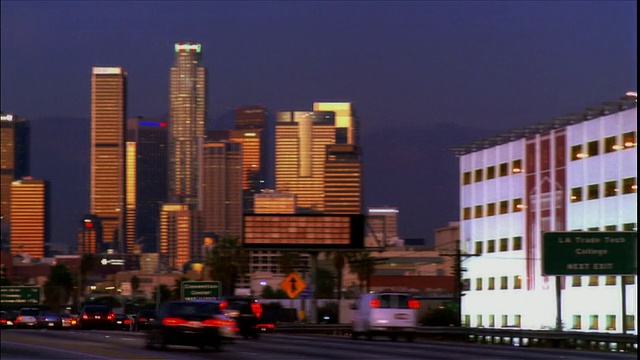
[274,324,638,353]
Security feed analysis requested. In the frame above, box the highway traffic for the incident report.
[2,328,636,360]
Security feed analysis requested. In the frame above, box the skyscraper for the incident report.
[313,102,360,145]
[127,118,168,253]
[159,203,201,271]
[90,66,127,253]
[77,214,102,254]
[275,111,336,212]
[169,42,207,206]
[0,113,30,225]
[200,141,242,238]
[10,178,50,258]
[324,144,363,214]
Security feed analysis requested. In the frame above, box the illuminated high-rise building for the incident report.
[254,190,296,214]
[0,113,30,224]
[234,105,267,208]
[324,144,363,214]
[77,214,102,254]
[366,206,399,247]
[169,42,207,206]
[90,66,127,253]
[313,102,360,145]
[200,141,242,238]
[10,178,50,258]
[127,118,168,253]
[275,111,335,212]
[159,203,201,271]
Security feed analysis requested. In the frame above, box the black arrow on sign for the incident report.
[289,277,298,293]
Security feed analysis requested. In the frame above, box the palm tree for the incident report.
[44,264,74,310]
[325,251,350,300]
[348,251,377,293]
[131,275,140,295]
[204,237,249,297]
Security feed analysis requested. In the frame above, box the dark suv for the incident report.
[221,296,262,339]
[79,305,115,329]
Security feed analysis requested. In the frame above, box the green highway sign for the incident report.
[542,232,637,276]
[180,281,221,301]
[0,286,41,305]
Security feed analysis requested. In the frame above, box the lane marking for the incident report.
[2,340,114,360]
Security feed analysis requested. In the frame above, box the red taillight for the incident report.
[162,317,187,326]
[107,313,115,320]
[258,323,275,329]
[40,317,46,321]
[408,299,420,310]
[203,318,236,327]
[16,316,23,322]
[1,319,7,324]
[124,319,131,325]
[369,299,380,308]
[219,301,228,311]
[251,303,262,318]
[57,318,62,322]
[82,314,88,319]
[139,317,147,322]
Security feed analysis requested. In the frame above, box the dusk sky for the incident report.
[1,1,637,250]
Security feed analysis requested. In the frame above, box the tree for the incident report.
[204,237,249,297]
[130,275,140,294]
[172,276,189,300]
[44,264,74,310]
[324,251,350,300]
[277,251,301,276]
[0,263,9,286]
[315,267,336,299]
[348,252,377,293]
[152,284,172,306]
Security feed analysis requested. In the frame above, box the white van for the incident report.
[350,291,419,341]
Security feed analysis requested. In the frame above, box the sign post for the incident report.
[543,231,637,332]
[180,281,221,301]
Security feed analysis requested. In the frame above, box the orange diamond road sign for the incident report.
[280,272,307,299]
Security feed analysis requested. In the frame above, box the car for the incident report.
[350,291,420,341]
[113,313,133,331]
[134,309,156,331]
[1,311,18,328]
[191,300,239,342]
[145,300,224,352]
[15,308,40,328]
[36,311,65,329]
[221,296,262,339]
[60,313,79,329]
[79,305,115,330]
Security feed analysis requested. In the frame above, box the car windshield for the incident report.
[40,311,59,316]
[378,294,412,309]
[166,302,221,317]
[138,310,156,317]
[225,298,256,314]
[20,309,40,316]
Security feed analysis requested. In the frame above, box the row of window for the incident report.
[570,178,637,201]
[464,275,636,291]
[571,131,637,161]
[462,198,523,220]
[460,131,637,185]
[462,160,523,185]
[463,314,636,331]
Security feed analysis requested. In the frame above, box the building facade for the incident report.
[200,141,243,238]
[168,42,206,206]
[324,144,363,214]
[90,66,127,252]
[457,100,637,333]
[275,111,336,212]
[233,105,268,212]
[312,102,360,146]
[365,206,399,248]
[10,178,50,258]
[77,214,103,254]
[127,118,168,253]
[159,203,201,271]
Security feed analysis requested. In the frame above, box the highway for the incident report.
[1,329,637,360]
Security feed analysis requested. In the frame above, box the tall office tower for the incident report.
[254,190,296,214]
[366,206,399,247]
[159,203,201,271]
[169,42,207,206]
[9,178,50,258]
[324,144,363,214]
[313,102,360,145]
[77,214,103,254]
[90,66,127,253]
[275,111,336,212]
[200,141,243,238]
[233,105,268,212]
[0,113,30,225]
[127,118,168,253]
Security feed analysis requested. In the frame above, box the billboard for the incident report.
[242,214,364,250]
[0,286,41,306]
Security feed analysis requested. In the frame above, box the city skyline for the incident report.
[1,1,636,248]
